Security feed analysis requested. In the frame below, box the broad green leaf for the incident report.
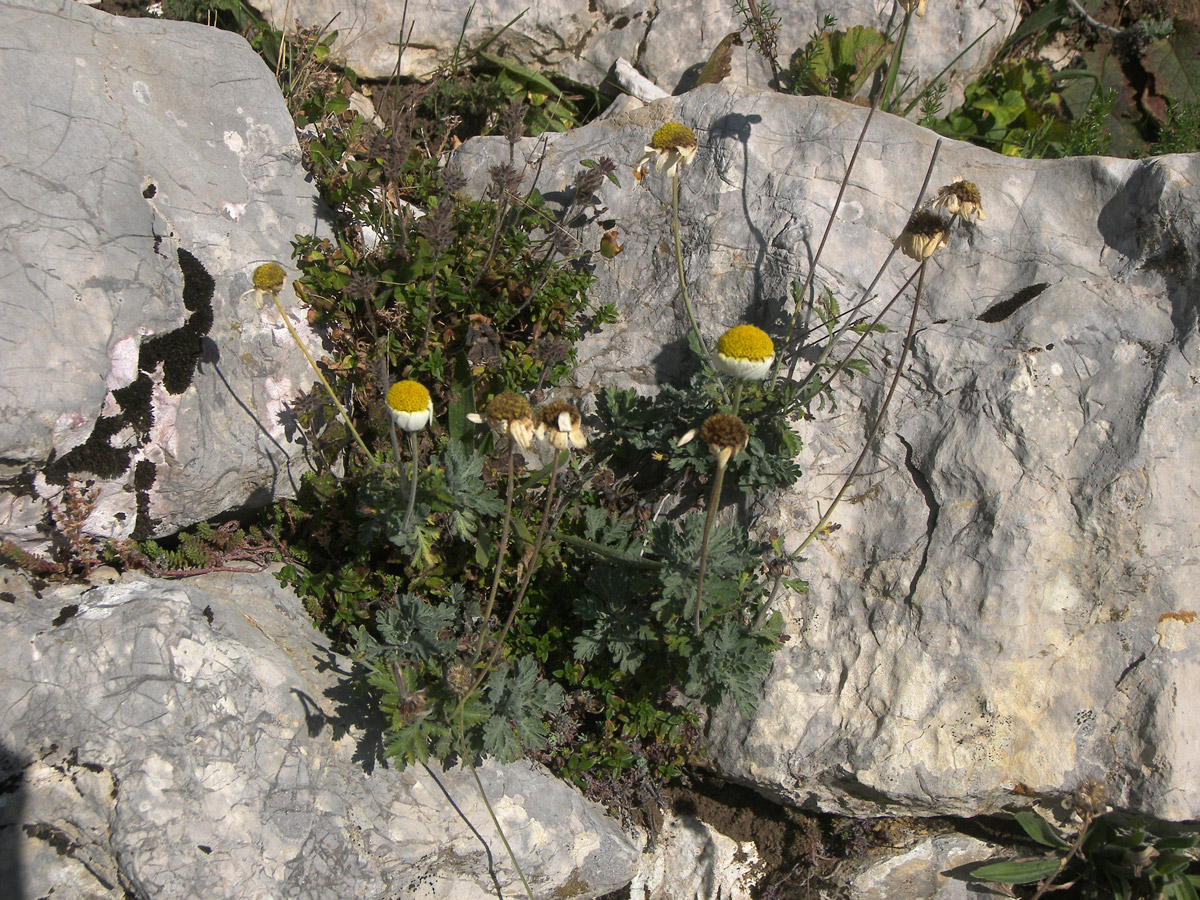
[971,857,1061,884]
[1143,24,1200,106]
[1015,810,1071,849]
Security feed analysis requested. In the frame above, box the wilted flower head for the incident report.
[699,413,749,468]
[932,176,985,221]
[467,391,536,450]
[1067,777,1110,820]
[899,0,928,15]
[636,121,698,180]
[252,262,287,294]
[897,210,951,261]
[538,400,587,451]
[714,325,776,380]
[386,380,433,432]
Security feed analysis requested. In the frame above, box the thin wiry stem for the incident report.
[694,456,729,635]
[273,288,376,465]
[786,138,941,397]
[672,172,706,353]
[773,102,877,387]
[789,258,927,563]
[469,762,535,900]
[474,442,517,663]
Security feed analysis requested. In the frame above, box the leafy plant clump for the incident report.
[972,781,1200,900]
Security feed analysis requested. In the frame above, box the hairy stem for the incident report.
[401,430,421,532]
[474,442,517,663]
[694,457,729,635]
[273,289,376,465]
[672,172,706,354]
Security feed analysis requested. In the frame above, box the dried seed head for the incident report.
[499,100,528,144]
[538,400,587,451]
[897,210,951,260]
[933,177,985,221]
[1069,777,1109,819]
[700,413,749,467]
[488,162,522,200]
[485,391,533,423]
[446,663,475,697]
[418,201,455,254]
[252,262,286,294]
[650,121,698,152]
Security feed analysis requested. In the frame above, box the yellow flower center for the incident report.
[252,262,286,292]
[650,121,697,151]
[717,325,774,361]
[386,380,431,414]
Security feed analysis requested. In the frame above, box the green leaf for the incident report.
[1015,810,1071,849]
[1143,23,1200,105]
[971,858,1062,884]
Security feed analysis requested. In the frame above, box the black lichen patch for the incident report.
[202,605,214,625]
[44,416,132,485]
[143,183,156,198]
[51,604,78,626]
[42,249,214,494]
[0,592,14,603]
[198,844,212,854]
[132,460,157,540]
[24,822,79,857]
[113,373,153,439]
[977,283,1049,324]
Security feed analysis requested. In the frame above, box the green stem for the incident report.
[730,381,744,416]
[672,172,706,354]
[468,761,534,900]
[420,256,441,353]
[272,290,375,465]
[694,457,728,635]
[879,8,913,112]
[474,442,516,663]
[461,452,561,709]
[402,430,420,532]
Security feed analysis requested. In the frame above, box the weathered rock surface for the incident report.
[453,85,1200,820]
[254,0,1016,109]
[0,0,328,550]
[840,833,1002,899]
[0,568,637,899]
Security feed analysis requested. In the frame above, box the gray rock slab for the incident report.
[0,0,330,549]
[253,0,1015,110]
[840,834,1003,900]
[452,85,1200,820]
[0,568,637,900]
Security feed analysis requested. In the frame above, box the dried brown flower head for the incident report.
[897,210,951,260]
[700,413,749,467]
[538,400,587,451]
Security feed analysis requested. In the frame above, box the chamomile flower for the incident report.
[467,392,536,451]
[538,400,587,451]
[636,121,698,180]
[932,177,985,222]
[247,262,288,310]
[899,0,928,16]
[896,210,950,261]
[386,380,433,432]
[714,325,776,380]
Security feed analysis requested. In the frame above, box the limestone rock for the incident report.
[840,834,1003,900]
[0,569,637,899]
[0,0,329,550]
[253,0,1016,110]
[628,809,761,900]
[452,84,1200,820]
